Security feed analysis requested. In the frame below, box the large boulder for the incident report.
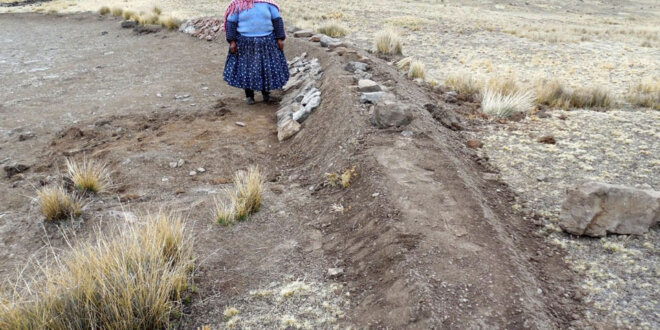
[370,104,413,129]
[559,181,660,237]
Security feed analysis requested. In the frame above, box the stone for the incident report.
[357,79,381,93]
[189,171,197,176]
[18,132,35,141]
[370,104,413,129]
[344,61,370,73]
[235,122,246,127]
[320,35,341,48]
[278,118,301,141]
[466,140,484,149]
[277,104,295,122]
[537,135,556,144]
[4,163,29,178]
[120,20,137,29]
[133,24,162,34]
[169,162,178,168]
[559,181,660,237]
[197,167,206,173]
[327,267,344,279]
[360,92,385,105]
[424,103,464,131]
[333,47,357,56]
[293,30,313,38]
[353,69,373,81]
[309,34,323,42]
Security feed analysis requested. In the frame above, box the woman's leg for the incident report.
[245,89,256,105]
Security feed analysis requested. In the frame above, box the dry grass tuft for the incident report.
[627,80,660,110]
[37,186,82,221]
[98,6,110,15]
[159,16,180,30]
[396,57,413,71]
[0,213,192,329]
[152,6,162,15]
[326,167,358,188]
[386,15,430,31]
[138,13,160,26]
[66,158,110,194]
[481,89,534,118]
[122,9,138,21]
[408,60,426,79]
[486,76,521,96]
[316,22,348,38]
[215,167,264,226]
[445,73,481,96]
[375,29,403,55]
[110,6,123,17]
[535,79,614,109]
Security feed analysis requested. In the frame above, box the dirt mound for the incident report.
[0,13,582,328]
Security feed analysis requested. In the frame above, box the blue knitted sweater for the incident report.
[226,3,285,40]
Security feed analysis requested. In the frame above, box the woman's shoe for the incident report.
[263,95,280,104]
[246,97,256,105]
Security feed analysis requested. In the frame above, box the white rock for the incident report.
[277,118,301,141]
[358,79,381,93]
[177,159,185,167]
[327,268,344,278]
[189,171,197,176]
[235,122,246,127]
[197,167,206,173]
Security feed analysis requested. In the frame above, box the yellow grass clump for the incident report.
[375,29,403,55]
[535,79,614,109]
[408,60,426,79]
[122,9,138,21]
[110,7,123,17]
[386,15,431,31]
[66,158,110,194]
[627,80,660,110]
[159,15,180,30]
[215,167,264,226]
[98,6,110,15]
[152,6,162,15]
[37,186,82,221]
[445,73,481,96]
[396,57,413,71]
[0,213,192,329]
[138,13,160,26]
[481,89,534,118]
[317,22,348,38]
[486,76,521,96]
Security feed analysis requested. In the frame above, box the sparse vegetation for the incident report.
[159,16,180,30]
[0,213,192,329]
[627,80,660,110]
[98,6,110,15]
[110,6,123,17]
[66,157,110,194]
[396,57,413,71]
[36,186,82,221]
[374,29,402,55]
[481,89,534,118]
[122,9,138,21]
[138,13,159,26]
[486,76,521,96]
[317,22,348,38]
[215,167,264,226]
[386,15,430,31]
[152,6,162,15]
[445,73,481,96]
[535,79,614,109]
[408,60,426,79]
[326,167,357,188]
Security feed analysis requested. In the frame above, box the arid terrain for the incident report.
[1,0,658,329]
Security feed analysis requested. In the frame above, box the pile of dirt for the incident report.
[0,13,583,328]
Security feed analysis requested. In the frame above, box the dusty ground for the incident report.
[2,0,658,100]
[0,12,587,329]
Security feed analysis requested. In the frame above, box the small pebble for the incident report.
[189,171,197,176]
[235,122,246,127]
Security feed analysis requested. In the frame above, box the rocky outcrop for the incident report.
[179,17,223,41]
[370,104,413,129]
[559,181,660,237]
[277,53,324,141]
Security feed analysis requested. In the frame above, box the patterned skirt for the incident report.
[223,33,290,92]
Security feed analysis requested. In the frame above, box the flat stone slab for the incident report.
[358,79,381,93]
[293,30,314,38]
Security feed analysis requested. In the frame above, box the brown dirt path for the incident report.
[0,12,581,328]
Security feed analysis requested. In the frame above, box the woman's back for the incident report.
[227,3,281,37]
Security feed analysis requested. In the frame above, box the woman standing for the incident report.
[223,0,289,105]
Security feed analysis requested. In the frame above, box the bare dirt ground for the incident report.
[0,12,587,329]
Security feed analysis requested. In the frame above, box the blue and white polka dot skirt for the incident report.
[223,34,290,92]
